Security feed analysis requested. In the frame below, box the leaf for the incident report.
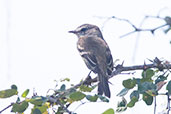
[103,108,114,114]
[60,78,70,82]
[59,84,66,91]
[140,78,153,83]
[146,89,157,96]
[32,108,42,114]
[79,85,93,92]
[11,85,17,90]
[142,69,154,79]
[116,97,127,112]
[22,89,29,98]
[11,101,29,113]
[130,90,139,100]
[127,97,138,108]
[143,93,153,105]
[155,75,167,84]
[122,79,136,89]
[117,88,129,97]
[98,95,109,102]
[117,97,127,107]
[31,105,48,114]
[86,95,98,102]
[69,92,85,101]
[166,80,171,95]
[16,97,21,102]
[138,82,156,94]
[135,78,141,85]
[29,96,47,106]
[0,89,18,98]
[56,107,63,114]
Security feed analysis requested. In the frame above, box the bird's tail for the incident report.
[97,72,110,98]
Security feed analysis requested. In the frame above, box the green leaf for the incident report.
[138,82,156,94]
[135,78,141,85]
[140,78,153,83]
[127,91,139,108]
[86,95,98,102]
[117,88,129,97]
[79,85,93,92]
[56,107,63,114]
[31,105,48,114]
[59,84,66,91]
[127,97,138,108]
[146,90,157,96]
[155,75,167,84]
[29,96,47,106]
[11,101,29,113]
[143,93,153,105]
[22,89,29,98]
[11,85,17,90]
[103,108,114,114]
[98,95,109,102]
[0,89,18,98]
[60,78,70,82]
[123,79,136,89]
[32,108,42,114]
[69,91,85,101]
[16,97,20,103]
[116,97,127,112]
[142,69,154,79]
[130,90,139,100]
[166,80,171,95]
[117,97,127,107]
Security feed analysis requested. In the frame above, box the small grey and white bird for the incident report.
[69,24,113,98]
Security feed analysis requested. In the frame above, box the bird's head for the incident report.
[69,24,103,38]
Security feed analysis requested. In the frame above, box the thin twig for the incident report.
[154,96,157,114]
[167,93,170,114]
[0,103,14,114]
[120,24,168,38]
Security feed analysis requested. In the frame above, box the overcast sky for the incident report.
[0,0,171,114]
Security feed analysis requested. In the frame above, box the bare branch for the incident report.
[111,16,169,38]
[56,58,171,98]
[0,103,14,114]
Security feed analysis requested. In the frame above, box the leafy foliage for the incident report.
[117,68,169,112]
[0,67,171,114]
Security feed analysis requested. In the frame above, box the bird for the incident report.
[69,24,113,98]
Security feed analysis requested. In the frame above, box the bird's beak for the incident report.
[68,30,77,34]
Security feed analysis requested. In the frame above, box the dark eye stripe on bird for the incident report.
[80,28,88,32]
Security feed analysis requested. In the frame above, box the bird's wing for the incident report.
[91,36,114,75]
[106,47,113,75]
[77,41,98,73]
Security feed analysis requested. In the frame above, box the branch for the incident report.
[57,58,171,96]
[0,103,14,114]
[111,16,169,38]
[95,14,171,38]
[48,96,72,114]
[47,58,171,113]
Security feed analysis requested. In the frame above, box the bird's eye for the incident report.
[80,28,88,32]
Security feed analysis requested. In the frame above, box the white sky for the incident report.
[0,0,171,114]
